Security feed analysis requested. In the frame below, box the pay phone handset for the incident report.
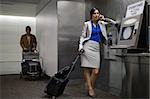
[108,32,112,46]
[133,21,140,35]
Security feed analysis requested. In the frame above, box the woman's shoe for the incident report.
[88,89,95,98]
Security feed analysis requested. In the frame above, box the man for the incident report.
[20,26,42,77]
[20,26,37,52]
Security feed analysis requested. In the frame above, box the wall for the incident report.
[146,0,150,4]
[0,15,36,75]
[123,54,149,98]
[85,0,149,21]
[36,0,85,77]
[36,0,51,15]
[0,2,36,17]
[36,0,58,76]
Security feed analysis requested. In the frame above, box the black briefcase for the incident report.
[45,75,69,97]
[44,50,84,97]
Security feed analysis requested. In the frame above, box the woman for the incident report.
[79,8,115,97]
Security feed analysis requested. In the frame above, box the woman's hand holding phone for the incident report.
[99,14,105,21]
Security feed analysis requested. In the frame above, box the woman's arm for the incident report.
[104,18,117,24]
[79,22,88,51]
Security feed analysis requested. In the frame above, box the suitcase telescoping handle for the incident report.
[72,49,84,66]
[65,49,84,80]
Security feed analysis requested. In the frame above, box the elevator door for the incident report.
[57,0,85,79]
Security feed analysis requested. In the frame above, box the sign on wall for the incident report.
[125,0,145,18]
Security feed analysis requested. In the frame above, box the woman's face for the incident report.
[92,10,100,21]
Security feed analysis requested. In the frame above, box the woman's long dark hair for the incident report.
[90,7,100,19]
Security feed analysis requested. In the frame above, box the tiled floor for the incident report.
[0,74,120,99]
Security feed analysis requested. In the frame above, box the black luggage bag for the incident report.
[21,60,41,76]
[20,52,42,79]
[44,50,83,97]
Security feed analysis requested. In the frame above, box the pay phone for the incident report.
[106,1,149,98]
[117,15,143,49]
[110,0,149,53]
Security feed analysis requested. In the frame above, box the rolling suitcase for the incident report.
[20,52,42,79]
[44,50,84,97]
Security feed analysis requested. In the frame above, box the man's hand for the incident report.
[23,48,28,50]
[23,48,28,53]
[32,48,36,51]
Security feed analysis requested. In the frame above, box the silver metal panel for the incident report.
[57,1,85,78]
[122,55,149,98]
[36,0,58,76]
